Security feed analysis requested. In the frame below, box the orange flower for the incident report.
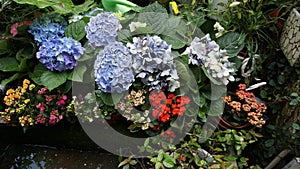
[6,89,14,95]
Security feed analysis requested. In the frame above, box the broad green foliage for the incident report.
[13,0,96,14]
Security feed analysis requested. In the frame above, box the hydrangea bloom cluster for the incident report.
[85,12,122,48]
[28,13,67,46]
[36,37,84,72]
[94,41,134,93]
[127,35,180,92]
[182,34,236,85]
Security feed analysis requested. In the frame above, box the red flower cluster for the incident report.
[149,91,190,123]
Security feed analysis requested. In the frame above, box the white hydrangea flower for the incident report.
[182,34,236,85]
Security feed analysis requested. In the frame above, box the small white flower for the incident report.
[214,22,226,38]
[229,1,241,7]
[129,22,147,32]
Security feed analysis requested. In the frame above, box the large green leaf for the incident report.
[29,64,48,85]
[68,65,87,82]
[1,73,22,86]
[0,57,21,72]
[0,39,10,55]
[73,0,96,15]
[137,12,168,35]
[40,70,69,91]
[174,59,191,83]
[13,0,74,14]
[65,20,86,41]
[13,0,56,8]
[137,2,168,35]
[217,32,245,56]
[96,91,125,106]
[141,1,167,13]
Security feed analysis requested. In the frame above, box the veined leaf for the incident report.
[0,57,21,72]
[65,20,86,41]
[40,70,69,91]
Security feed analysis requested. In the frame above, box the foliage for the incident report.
[0,0,298,168]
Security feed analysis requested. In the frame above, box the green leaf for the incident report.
[13,0,74,14]
[264,139,275,148]
[1,73,22,86]
[96,91,125,106]
[0,57,20,72]
[217,32,245,56]
[141,1,167,13]
[292,123,300,130]
[155,162,163,169]
[0,39,9,55]
[117,29,132,43]
[73,0,96,15]
[40,70,68,91]
[65,20,86,41]
[129,160,137,165]
[29,64,48,85]
[157,151,164,162]
[13,0,56,8]
[174,59,190,83]
[144,138,150,147]
[162,35,186,49]
[290,93,299,97]
[163,158,175,168]
[260,90,267,99]
[68,65,87,82]
[138,13,168,35]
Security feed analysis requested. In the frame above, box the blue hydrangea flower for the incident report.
[85,12,122,48]
[182,34,236,85]
[28,13,67,46]
[94,41,134,93]
[127,35,180,92]
[36,37,84,72]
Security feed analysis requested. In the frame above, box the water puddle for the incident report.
[0,144,119,169]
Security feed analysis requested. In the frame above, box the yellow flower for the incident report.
[21,88,27,94]
[23,79,30,89]
[29,84,35,90]
[24,99,30,104]
[23,79,30,85]
[170,1,180,15]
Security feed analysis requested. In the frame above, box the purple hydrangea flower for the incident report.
[85,12,122,48]
[36,37,84,72]
[28,13,67,46]
[94,41,134,93]
[127,35,180,92]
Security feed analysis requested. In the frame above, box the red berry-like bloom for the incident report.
[149,90,190,123]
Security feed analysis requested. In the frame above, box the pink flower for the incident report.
[10,20,32,36]
[57,99,65,106]
[36,114,46,124]
[61,95,67,100]
[36,102,45,112]
[45,95,53,104]
[48,115,57,125]
[38,87,47,94]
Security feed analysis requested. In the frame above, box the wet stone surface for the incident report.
[0,144,119,169]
